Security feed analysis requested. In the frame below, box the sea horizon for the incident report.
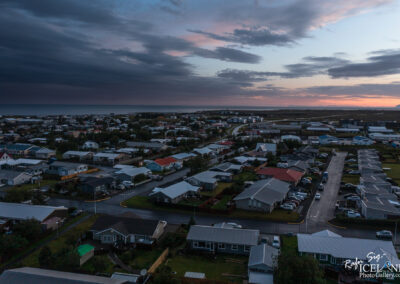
[0,104,399,116]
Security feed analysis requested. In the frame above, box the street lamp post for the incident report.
[94,190,97,214]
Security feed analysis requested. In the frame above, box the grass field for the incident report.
[211,195,233,210]
[120,248,164,270]
[281,236,298,255]
[80,254,116,274]
[8,179,58,191]
[383,163,400,184]
[166,255,247,283]
[341,174,360,185]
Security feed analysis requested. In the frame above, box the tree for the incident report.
[39,246,54,268]
[134,173,147,183]
[13,219,42,241]
[54,246,80,271]
[0,234,28,259]
[275,252,326,284]
[92,256,108,272]
[185,156,209,175]
[151,265,178,284]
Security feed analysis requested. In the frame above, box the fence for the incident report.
[148,248,169,274]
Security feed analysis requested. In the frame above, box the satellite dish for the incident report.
[140,269,147,276]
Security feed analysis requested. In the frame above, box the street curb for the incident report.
[288,219,304,225]
[327,221,346,229]
[85,197,111,203]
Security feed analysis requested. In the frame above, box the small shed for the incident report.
[77,244,94,266]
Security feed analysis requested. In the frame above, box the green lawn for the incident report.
[120,248,163,270]
[233,171,258,183]
[166,255,247,283]
[22,215,98,267]
[211,195,233,210]
[341,174,359,185]
[231,209,300,222]
[200,182,233,197]
[281,236,298,255]
[383,163,400,184]
[178,198,204,207]
[80,254,116,274]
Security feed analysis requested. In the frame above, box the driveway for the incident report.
[306,152,347,229]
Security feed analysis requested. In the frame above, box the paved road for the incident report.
[49,154,377,240]
[232,124,246,136]
[306,152,347,229]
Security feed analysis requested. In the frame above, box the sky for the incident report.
[1,0,400,107]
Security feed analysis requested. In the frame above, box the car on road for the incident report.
[280,203,294,210]
[346,210,361,218]
[318,183,324,191]
[315,193,321,200]
[376,230,393,240]
[272,236,281,249]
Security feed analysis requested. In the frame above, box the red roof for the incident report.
[155,157,177,166]
[256,167,304,183]
[0,152,11,159]
[219,141,234,146]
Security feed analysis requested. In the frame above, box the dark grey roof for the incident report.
[187,225,259,246]
[234,178,290,206]
[91,215,160,236]
[248,244,279,268]
[0,202,67,222]
[0,267,125,284]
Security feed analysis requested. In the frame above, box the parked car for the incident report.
[280,203,294,210]
[117,184,125,190]
[121,180,134,188]
[272,236,281,249]
[315,193,321,200]
[346,195,361,201]
[318,183,324,191]
[348,170,360,175]
[150,174,163,181]
[227,222,242,229]
[376,230,393,240]
[346,210,361,218]
[345,183,357,189]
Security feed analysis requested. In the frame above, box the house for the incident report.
[210,162,243,174]
[0,267,127,284]
[0,170,32,185]
[186,170,232,190]
[0,143,34,156]
[187,225,260,255]
[46,161,88,177]
[256,167,303,185]
[234,156,267,165]
[0,152,12,161]
[368,126,393,133]
[319,135,339,145]
[62,151,94,161]
[281,135,301,143]
[207,143,230,154]
[369,132,400,142]
[193,147,214,156]
[297,230,399,266]
[149,181,200,204]
[352,136,374,145]
[234,178,291,213]
[82,141,99,150]
[0,202,67,223]
[255,143,277,155]
[93,153,126,165]
[126,141,168,152]
[79,177,115,194]
[114,166,151,182]
[286,160,309,173]
[31,147,56,159]
[248,244,279,284]
[171,152,197,162]
[146,157,180,172]
[91,215,166,246]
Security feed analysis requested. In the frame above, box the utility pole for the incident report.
[94,190,97,215]
[395,220,398,244]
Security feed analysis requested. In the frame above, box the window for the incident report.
[218,243,226,249]
[193,241,199,248]
[231,244,238,251]
[319,254,328,261]
[244,245,250,252]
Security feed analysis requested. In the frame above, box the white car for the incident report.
[376,230,393,239]
[315,193,321,200]
[346,211,361,218]
[121,181,134,188]
[272,236,281,249]
[280,203,294,210]
[227,222,242,229]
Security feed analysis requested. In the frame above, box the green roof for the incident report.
[77,244,94,257]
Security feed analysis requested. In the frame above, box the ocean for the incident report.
[0,104,396,116]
